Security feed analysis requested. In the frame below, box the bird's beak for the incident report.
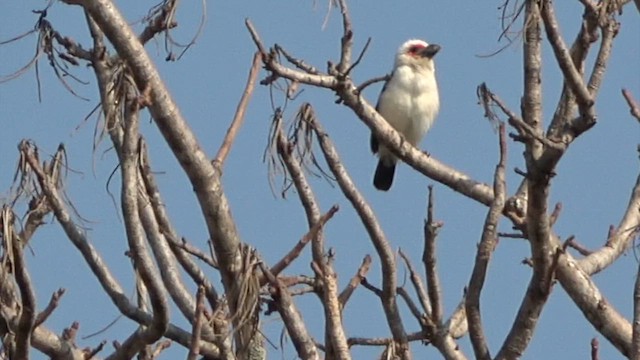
[420,44,441,58]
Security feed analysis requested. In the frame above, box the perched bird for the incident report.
[371,39,440,191]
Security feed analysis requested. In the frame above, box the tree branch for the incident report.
[466,124,508,360]
[270,205,339,277]
[497,3,553,358]
[423,186,444,324]
[260,263,319,360]
[111,89,169,358]
[541,0,594,110]
[338,255,372,308]
[64,0,245,324]
[622,89,640,123]
[186,287,206,360]
[19,141,221,358]
[214,51,261,166]
[12,238,36,360]
[307,112,409,354]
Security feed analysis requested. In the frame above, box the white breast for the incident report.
[377,65,439,148]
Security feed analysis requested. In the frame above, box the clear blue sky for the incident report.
[1,1,639,359]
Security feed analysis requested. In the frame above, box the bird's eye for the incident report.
[408,45,423,55]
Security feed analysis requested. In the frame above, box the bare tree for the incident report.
[0,0,639,359]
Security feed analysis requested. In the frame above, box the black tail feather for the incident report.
[373,160,396,191]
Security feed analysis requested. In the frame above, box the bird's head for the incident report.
[395,39,440,72]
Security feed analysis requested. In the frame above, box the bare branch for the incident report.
[541,0,594,110]
[478,83,563,150]
[398,249,431,316]
[244,18,268,56]
[335,0,353,74]
[396,287,423,324]
[275,43,319,74]
[246,20,338,88]
[592,337,600,360]
[113,90,169,357]
[19,142,221,358]
[270,205,339,277]
[355,74,390,95]
[317,258,351,360]
[347,331,428,347]
[84,340,107,359]
[65,1,245,321]
[137,142,220,311]
[556,250,632,355]
[338,255,372,307]
[307,110,409,354]
[274,119,326,265]
[260,263,319,360]
[497,3,554,358]
[577,171,640,275]
[622,89,640,123]
[187,287,206,360]
[446,296,468,339]
[632,260,640,360]
[214,51,262,166]
[586,14,617,98]
[466,124,508,360]
[34,288,66,328]
[423,186,444,324]
[549,202,562,226]
[564,236,593,256]
[13,237,36,360]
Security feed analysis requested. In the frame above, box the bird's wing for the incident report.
[371,72,394,154]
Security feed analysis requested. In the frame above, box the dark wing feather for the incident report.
[370,72,393,154]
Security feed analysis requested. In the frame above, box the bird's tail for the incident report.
[373,159,396,191]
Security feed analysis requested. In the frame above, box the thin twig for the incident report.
[549,202,562,226]
[12,238,37,360]
[466,123,508,360]
[260,263,319,359]
[396,287,423,323]
[479,83,563,150]
[632,255,640,359]
[622,89,640,123]
[355,74,390,95]
[275,44,319,74]
[244,18,268,55]
[345,37,371,75]
[335,0,353,74]
[423,186,444,324]
[496,3,554,359]
[84,340,107,360]
[591,337,600,360]
[541,0,594,110]
[317,256,350,360]
[34,288,66,327]
[20,142,220,357]
[338,255,372,307]
[308,112,408,350]
[360,277,383,297]
[398,249,431,316]
[187,286,206,360]
[273,122,325,263]
[176,237,218,268]
[565,236,593,256]
[270,205,339,277]
[214,51,262,165]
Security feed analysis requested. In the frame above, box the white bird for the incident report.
[371,39,440,191]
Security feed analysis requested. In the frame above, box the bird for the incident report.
[371,39,440,191]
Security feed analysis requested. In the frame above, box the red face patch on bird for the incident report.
[407,44,426,56]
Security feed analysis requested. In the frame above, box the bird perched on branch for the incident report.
[371,39,440,191]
